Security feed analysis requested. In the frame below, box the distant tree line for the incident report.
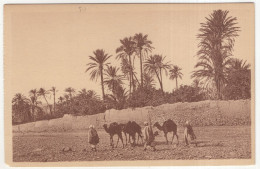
[12,10,251,125]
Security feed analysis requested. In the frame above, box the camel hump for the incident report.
[165,119,177,127]
[110,122,119,126]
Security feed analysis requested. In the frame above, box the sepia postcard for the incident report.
[4,3,255,167]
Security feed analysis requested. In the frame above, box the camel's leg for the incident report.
[137,133,139,144]
[171,132,175,144]
[164,132,169,144]
[115,135,120,148]
[124,132,127,145]
[176,134,179,145]
[110,135,114,148]
[132,134,136,146]
[119,133,124,148]
[128,134,131,144]
[139,132,144,144]
[137,133,142,145]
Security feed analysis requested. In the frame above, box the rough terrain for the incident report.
[13,126,251,162]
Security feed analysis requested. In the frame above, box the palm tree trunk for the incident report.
[31,105,35,121]
[132,56,136,91]
[128,55,132,94]
[139,50,143,88]
[155,70,163,92]
[43,96,52,115]
[176,78,178,90]
[133,73,140,85]
[100,68,105,100]
[159,69,164,92]
[53,92,56,116]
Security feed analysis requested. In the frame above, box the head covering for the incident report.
[144,121,149,126]
[185,121,190,125]
[89,125,94,129]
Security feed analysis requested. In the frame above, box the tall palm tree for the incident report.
[144,54,171,92]
[104,66,124,93]
[86,49,112,100]
[38,88,52,115]
[133,33,154,88]
[50,87,58,115]
[191,10,240,99]
[29,89,39,119]
[65,87,75,100]
[116,37,136,94]
[169,65,183,90]
[28,95,41,121]
[29,89,38,106]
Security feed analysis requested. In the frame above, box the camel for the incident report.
[120,121,143,146]
[153,119,179,144]
[119,123,129,144]
[103,122,124,148]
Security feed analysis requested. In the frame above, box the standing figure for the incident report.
[143,121,156,151]
[184,121,196,145]
[88,125,99,151]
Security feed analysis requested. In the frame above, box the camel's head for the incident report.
[153,122,159,127]
[103,124,107,129]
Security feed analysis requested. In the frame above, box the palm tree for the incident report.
[133,33,154,88]
[12,93,31,122]
[50,87,58,115]
[29,89,38,106]
[78,88,87,95]
[224,58,251,99]
[116,37,136,94]
[86,49,112,100]
[228,58,251,71]
[65,87,75,100]
[191,10,240,99]
[144,54,171,92]
[105,86,128,110]
[37,88,52,115]
[64,94,70,102]
[29,89,39,119]
[169,65,183,90]
[12,93,30,106]
[28,95,41,121]
[86,90,100,100]
[192,79,201,88]
[104,66,124,93]
[143,72,155,89]
[58,96,64,103]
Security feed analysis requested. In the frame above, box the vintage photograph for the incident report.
[4,3,254,166]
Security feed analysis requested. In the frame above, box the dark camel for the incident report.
[153,119,179,144]
[120,121,143,146]
[103,122,124,148]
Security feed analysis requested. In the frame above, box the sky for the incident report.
[5,3,254,101]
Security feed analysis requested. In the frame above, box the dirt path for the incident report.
[13,126,251,162]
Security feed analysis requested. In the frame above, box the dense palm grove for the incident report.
[12,10,251,124]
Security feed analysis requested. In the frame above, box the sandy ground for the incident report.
[13,126,251,162]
